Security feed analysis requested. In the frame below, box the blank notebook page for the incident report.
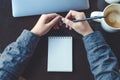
[47,37,72,72]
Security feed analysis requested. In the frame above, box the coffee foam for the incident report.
[105,6,120,28]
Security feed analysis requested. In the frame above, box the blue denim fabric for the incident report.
[83,31,120,80]
[0,30,40,80]
[0,30,120,80]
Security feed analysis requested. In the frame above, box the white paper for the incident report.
[47,37,72,72]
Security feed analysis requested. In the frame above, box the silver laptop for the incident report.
[11,0,89,17]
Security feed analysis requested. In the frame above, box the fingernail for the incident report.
[62,18,65,23]
[66,25,68,28]
[56,16,60,19]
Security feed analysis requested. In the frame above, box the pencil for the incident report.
[73,16,106,22]
[62,16,105,23]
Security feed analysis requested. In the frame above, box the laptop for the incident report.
[11,0,89,17]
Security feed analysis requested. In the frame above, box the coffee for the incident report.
[105,10,120,28]
[91,4,120,32]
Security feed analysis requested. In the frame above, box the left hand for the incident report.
[31,13,61,36]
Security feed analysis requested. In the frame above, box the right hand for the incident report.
[64,10,94,36]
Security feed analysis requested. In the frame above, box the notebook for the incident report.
[47,36,72,72]
[11,0,90,17]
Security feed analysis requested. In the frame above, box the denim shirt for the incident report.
[0,30,40,80]
[0,30,120,80]
[83,31,120,80]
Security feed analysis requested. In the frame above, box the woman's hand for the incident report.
[64,10,94,36]
[31,13,61,36]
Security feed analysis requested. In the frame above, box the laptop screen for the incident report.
[12,0,89,17]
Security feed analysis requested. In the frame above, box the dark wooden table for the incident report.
[0,0,120,80]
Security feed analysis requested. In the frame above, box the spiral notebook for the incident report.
[47,36,72,72]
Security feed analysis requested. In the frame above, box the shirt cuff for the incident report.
[16,29,40,51]
[82,31,106,51]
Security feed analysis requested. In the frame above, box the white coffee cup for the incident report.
[105,0,120,4]
[91,4,120,33]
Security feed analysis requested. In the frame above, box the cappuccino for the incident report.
[105,11,120,28]
[90,4,120,32]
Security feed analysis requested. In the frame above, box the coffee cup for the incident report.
[105,0,120,4]
[91,4,120,33]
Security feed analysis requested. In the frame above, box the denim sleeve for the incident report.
[0,29,40,80]
[83,31,120,80]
